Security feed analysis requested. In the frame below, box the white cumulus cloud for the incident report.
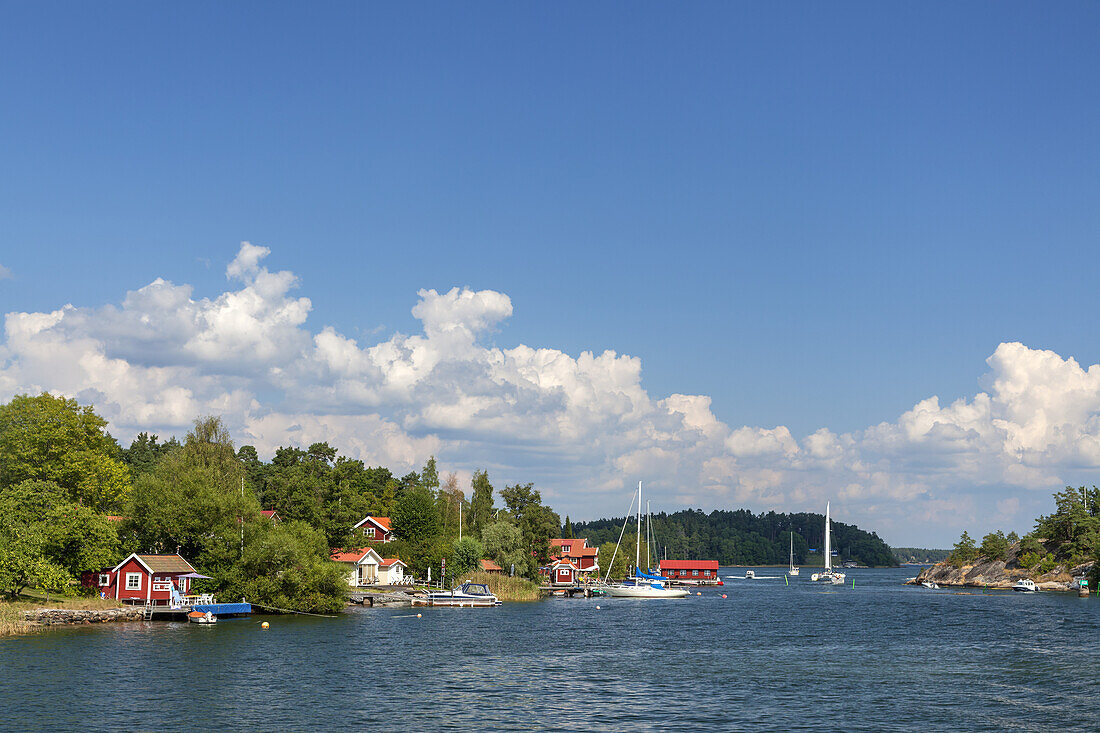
[2,242,1098,544]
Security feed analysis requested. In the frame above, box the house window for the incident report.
[562,545,570,553]
[126,573,142,590]
[98,574,110,586]
[692,570,699,577]
[365,527,376,538]
[704,570,711,577]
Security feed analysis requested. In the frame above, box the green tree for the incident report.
[950,531,979,567]
[390,485,441,546]
[979,530,1009,561]
[468,470,495,537]
[482,520,529,577]
[563,516,573,539]
[0,393,131,511]
[450,536,483,576]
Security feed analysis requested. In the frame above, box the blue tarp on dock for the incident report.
[192,602,251,615]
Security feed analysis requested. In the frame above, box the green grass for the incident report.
[459,571,543,601]
[0,591,123,636]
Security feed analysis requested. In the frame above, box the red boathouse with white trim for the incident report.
[659,559,721,584]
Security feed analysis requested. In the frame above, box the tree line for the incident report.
[573,508,897,568]
[0,393,561,612]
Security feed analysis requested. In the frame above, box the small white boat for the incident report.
[921,581,939,590]
[788,531,799,576]
[744,570,756,579]
[1012,579,1038,593]
[187,610,217,624]
[413,582,502,607]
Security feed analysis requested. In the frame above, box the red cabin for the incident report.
[549,538,599,573]
[659,559,721,584]
[81,553,200,606]
[550,559,579,586]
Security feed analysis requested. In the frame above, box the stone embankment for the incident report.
[24,607,145,626]
[910,559,1094,591]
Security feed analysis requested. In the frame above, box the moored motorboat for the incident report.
[187,610,217,624]
[1012,579,1038,593]
[413,582,502,607]
[921,581,939,589]
[744,570,756,579]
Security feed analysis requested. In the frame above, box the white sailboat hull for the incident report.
[788,568,799,576]
[604,584,689,598]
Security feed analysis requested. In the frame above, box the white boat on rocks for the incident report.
[1012,579,1038,593]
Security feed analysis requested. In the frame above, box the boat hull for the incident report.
[604,584,690,598]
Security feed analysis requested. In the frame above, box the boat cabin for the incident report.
[659,559,720,584]
[81,553,201,606]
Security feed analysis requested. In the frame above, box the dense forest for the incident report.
[573,508,897,568]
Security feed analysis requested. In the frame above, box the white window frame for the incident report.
[365,527,376,538]
[692,569,699,577]
[98,574,110,586]
[126,573,142,590]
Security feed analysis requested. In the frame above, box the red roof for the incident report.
[551,559,579,570]
[331,548,371,563]
[354,515,392,532]
[260,509,280,520]
[480,559,503,572]
[380,558,405,568]
[550,538,587,548]
[573,547,598,557]
[659,559,719,570]
[105,515,125,522]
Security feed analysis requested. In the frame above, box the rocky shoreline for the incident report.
[909,558,1094,591]
[23,607,145,627]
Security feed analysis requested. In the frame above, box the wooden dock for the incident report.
[539,585,603,598]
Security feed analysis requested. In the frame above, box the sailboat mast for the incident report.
[824,502,831,572]
[636,481,642,576]
[646,500,651,572]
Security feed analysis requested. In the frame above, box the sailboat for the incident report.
[788,531,799,576]
[810,502,846,584]
[603,482,689,599]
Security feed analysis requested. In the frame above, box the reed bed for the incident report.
[459,571,543,602]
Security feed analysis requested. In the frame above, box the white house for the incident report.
[377,558,407,585]
[331,548,408,586]
[331,547,384,586]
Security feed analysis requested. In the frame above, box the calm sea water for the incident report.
[2,567,1098,732]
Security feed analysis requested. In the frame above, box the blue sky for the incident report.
[2,3,1100,545]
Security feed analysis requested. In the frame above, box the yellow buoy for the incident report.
[261,621,269,629]
[696,592,702,596]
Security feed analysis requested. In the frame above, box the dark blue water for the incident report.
[2,567,1098,732]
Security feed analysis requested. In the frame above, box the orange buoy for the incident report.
[261,621,269,629]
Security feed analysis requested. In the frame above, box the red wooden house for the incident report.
[353,515,395,542]
[549,538,599,573]
[81,553,201,606]
[550,559,579,586]
[659,559,721,584]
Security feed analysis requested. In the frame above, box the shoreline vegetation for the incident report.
[1,593,125,637]
[458,572,542,602]
[911,486,1099,591]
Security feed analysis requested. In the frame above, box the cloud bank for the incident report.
[3,243,1098,544]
